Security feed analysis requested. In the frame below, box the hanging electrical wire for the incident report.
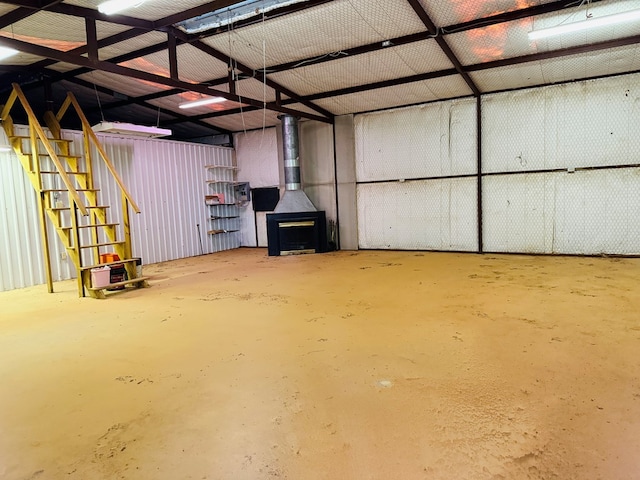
[228,9,247,136]
[92,73,106,123]
[261,5,267,147]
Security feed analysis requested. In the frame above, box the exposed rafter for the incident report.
[1,0,639,135]
[0,35,333,123]
[65,75,232,135]
[405,0,480,96]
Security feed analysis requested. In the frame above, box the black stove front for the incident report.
[266,211,328,256]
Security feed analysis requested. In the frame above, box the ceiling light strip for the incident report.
[179,97,226,109]
[529,9,640,40]
[98,0,146,15]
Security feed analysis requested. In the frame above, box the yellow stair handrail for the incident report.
[2,83,89,216]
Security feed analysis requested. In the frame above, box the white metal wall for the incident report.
[235,122,338,248]
[300,120,337,224]
[234,128,280,247]
[354,98,478,250]
[0,127,236,292]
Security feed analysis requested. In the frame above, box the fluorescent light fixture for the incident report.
[92,121,171,138]
[0,145,12,152]
[177,0,308,34]
[529,8,640,40]
[179,96,226,109]
[98,0,145,15]
[0,46,18,61]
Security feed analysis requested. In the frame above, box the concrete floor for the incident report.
[1,248,639,480]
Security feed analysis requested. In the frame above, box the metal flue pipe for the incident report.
[281,114,301,191]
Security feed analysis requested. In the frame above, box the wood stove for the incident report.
[266,211,328,256]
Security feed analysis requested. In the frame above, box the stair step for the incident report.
[61,223,118,231]
[50,205,110,212]
[42,188,99,193]
[40,171,87,176]
[38,153,82,159]
[87,276,150,292]
[80,241,124,249]
[49,205,111,212]
[10,135,72,144]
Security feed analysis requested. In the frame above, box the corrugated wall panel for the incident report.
[0,127,236,292]
[357,179,477,251]
[0,141,45,290]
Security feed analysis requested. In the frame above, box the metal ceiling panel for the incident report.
[76,70,170,97]
[418,0,557,27]
[98,31,167,62]
[0,5,17,16]
[137,43,229,83]
[63,0,210,22]
[204,109,281,132]
[8,11,87,48]
[267,38,454,96]
[308,75,474,115]
[447,0,640,66]
[469,43,640,92]
[46,62,81,73]
[165,45,227,83]
[218,78,278,104]
[96,20,131,40]
[203,0,427,70]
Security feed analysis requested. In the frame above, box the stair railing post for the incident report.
[70,198,84,297]
[29,121,54,293]
[122,191,133,261]
[81,122,100,266]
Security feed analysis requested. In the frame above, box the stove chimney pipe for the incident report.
[281,114,301,191]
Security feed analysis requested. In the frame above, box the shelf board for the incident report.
[207,229,239,235]
[204,165,238,170]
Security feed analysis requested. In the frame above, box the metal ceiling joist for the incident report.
[0,1,334,122]
[156,0,260,29]
[1,0,156,29]
[0,35,333,123]
[179,0,333,39]
[467,33,640,72]
[405,0,480,96]
[0,0,64,9]
[0,6,40,28]
[259,0,606,75]
[66,75,232,135]
[188,36,335,119]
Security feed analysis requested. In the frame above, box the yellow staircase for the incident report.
[1,83,149,299]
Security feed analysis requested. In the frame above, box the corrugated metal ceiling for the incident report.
[0,0,639,140]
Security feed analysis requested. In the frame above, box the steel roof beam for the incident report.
[0,35,333,123]
[405,0,480,96]
[65,76,231,134]
[255,0,606,75]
